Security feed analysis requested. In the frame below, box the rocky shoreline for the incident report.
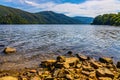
[0,51,120,80]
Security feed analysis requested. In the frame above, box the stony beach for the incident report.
[0,48,120,80]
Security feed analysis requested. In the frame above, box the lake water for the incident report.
[0,25,120,70]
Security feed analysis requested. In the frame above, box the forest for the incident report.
[92,13,120,26]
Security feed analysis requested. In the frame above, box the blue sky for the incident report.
[0,0,120,17]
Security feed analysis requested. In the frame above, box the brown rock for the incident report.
[82,65,94,71]
[30,76,40,80]
[81,71,90,76]
[96,68,114,78]
[53,69,65,78]
[91,61,102,69]
[29,70,37,73]
[117,61,120,68]
[4,47,16,54]
[76,53,88,61]
[89,71,96,79]
[55,62,70,68]
[99,57,113,64]
[76,63,82,68]
[21,77,28,80]
[98,77,112,80]
[0,76,18,80]
[41,60,56,67]
[65,57,79,67]
[57,56,66,62]
[65,74,73,80]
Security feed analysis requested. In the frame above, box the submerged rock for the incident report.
[3,47,16,54]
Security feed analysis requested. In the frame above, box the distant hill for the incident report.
[0,5,92,24]
[36,11,82,24]
[92,13,120,26]
[73,16,94,24]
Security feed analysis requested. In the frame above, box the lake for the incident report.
[0,25,120,70]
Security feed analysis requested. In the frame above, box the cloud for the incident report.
[4,0,120,17]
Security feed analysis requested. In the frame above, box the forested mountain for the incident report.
[73,16,94,24]
[36,11,82,24]
[92,13,120,26]
[0,5,93,24]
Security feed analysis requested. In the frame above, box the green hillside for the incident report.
[36,11,82,24]
[0,5,93,24]
[92,13,120,26]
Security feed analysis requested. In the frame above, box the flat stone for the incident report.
[82,65,94,71]
[41,60,56,67]
[0,76,18,80]
[96,68,114,78]
[90,61,102,69]
[30,76,40,80]
[81,71,90,76]
[76,53,88,61]
[65,74,73,80]
[117,61,120,68]
[98,77,112,80]
[29,70,37,73]
[55,62,70,68]
[99,57,113,64]
[4,47,16,54]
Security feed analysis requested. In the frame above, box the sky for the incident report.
[0,0,120,17]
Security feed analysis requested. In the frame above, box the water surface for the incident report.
[0,25,120,70]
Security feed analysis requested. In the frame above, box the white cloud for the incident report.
[23,0,120,17]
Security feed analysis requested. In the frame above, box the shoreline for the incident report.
[0,52,120,80]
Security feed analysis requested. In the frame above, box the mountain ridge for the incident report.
[0,5,93,24]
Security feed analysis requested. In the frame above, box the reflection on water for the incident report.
[0,25,120,61]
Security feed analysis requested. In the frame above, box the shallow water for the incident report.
[0,25,120,70]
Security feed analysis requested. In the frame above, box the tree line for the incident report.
[92,13,120,26]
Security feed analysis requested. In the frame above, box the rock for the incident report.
[65,74,73,80]
[67,51,73,55]
[55,62,70,69]
[96,68,114,78]
[76,63,82,68]
[90,61,102,69]
[117,61,120,68]
[0,76,18,80]
[99,57,113,64]
[65,57,79,67]
[82,65,94,71]
[98,77,112,80]
[76,53,88,61]
[4,47,16,54]
[21,77,28,80]
[30,76,40,80]
[41,60,56,67]
[53,69,65,78]
[81,71,90,76]
[29,70,37,73]
[57,56,66,62]
[89,71,96,79]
